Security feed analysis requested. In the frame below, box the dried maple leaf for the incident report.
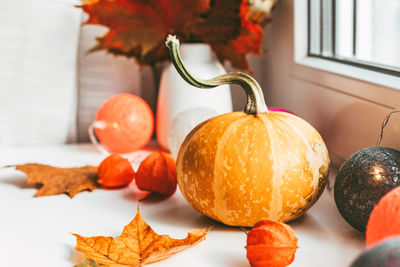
[73,209,208,266]
[15,163,98,198]
[79,0,263,71]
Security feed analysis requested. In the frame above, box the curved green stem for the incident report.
[165,35,269,115]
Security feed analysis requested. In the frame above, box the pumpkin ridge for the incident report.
[258,114,283,221]
[213,115,274,226]
[213,114,249,225]
[176,119,210,211]
[178,112,246,222]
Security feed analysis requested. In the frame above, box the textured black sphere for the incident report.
[334,147,400,232]
[351,238,400,267]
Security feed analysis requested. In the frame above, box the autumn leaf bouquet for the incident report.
[79,0,277,72]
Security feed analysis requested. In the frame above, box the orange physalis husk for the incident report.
[135,152,177,197]
[73,209,208,266]
[98,154,135,188]
[246,220,298,267]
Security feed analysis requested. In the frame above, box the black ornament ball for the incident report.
[351,238,400,267]
[334,146,400,232]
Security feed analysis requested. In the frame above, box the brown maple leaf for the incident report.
[15,164,98,198]
[73,209,208,266]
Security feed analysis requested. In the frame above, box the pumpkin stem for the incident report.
[165,35,269,115]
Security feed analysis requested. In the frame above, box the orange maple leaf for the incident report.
[73,209,208,266]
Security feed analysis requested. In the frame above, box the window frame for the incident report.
[294,0,400,97]
[307,0,400,77]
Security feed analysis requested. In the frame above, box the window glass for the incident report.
[309,0,400,72]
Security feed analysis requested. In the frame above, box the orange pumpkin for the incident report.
[166,35,330,227]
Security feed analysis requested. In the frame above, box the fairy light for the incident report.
[371,166,384,181]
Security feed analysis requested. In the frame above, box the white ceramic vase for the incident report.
[156,43,233,150]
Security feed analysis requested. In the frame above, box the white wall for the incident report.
[0,0,81,147]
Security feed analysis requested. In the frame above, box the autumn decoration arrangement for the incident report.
[9,33,400,266]
[4,0,400,265]
[6,29,400,266]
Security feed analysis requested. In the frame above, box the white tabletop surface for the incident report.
[0,144,364,267]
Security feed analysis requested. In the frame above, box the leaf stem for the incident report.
[165,35,268,115]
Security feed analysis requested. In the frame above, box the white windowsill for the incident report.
[291,57,400,109]
[296,56,400,92]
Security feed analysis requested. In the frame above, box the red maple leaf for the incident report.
[80,0,263,71]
